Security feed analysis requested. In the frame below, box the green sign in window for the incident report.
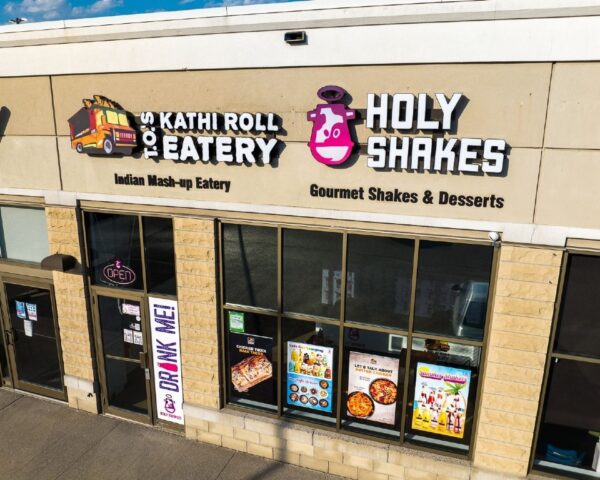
[228,311,245,333]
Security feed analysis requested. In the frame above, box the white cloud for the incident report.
[4,0,67,19]
[71,0,122,16]
[4,0,122,20]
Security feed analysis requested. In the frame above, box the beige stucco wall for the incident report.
[2,62,600,232]
[50,64,551,147]
[0,76,55,136]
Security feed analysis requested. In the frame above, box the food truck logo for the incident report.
[68,95,137,156]
[307,86,356,166]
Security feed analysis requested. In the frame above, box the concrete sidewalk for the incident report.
[0,389,342,480]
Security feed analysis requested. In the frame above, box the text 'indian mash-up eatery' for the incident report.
[1,1,600,479]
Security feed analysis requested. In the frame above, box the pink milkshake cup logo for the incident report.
[164,394,176,414]
[308,86,356,166]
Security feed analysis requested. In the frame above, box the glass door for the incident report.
[93,291,153,422]
[1,279,66,400]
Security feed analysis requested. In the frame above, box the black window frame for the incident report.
[83,211,177,297]
[218,220,497,459]
[531,251,600,479]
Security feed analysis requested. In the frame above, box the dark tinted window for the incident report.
[143,217,176,296]
[223,224,277,309]
[345,235,413,330]
[86,213,143,290]
[555,255,600,358]
[414,242,493,340]
[543,359,600,432]
[283,229,342,319]
[536,360,600,471]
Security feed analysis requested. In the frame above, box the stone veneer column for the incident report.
[173,217,221,431]
[45,207,97,413]
[473,245,562,478]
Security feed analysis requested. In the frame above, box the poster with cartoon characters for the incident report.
[411,362,471,439]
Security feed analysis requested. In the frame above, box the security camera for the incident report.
[488,231,500,243]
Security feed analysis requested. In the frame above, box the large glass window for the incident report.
[85,212,176,295]
[283,229,342,319]
[220,223,494,455]
[414,242,492,341]
[143,217,176,296]
[0,206,49,263]
[86,213,143,290]
[223,224,277,309]
[534,254,600,478]
[345,235,413,330]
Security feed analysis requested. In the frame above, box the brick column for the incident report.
[473,246,562,477]
[173,217,220,438]
[45,206,97,413]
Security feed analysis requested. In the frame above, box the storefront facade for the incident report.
[1,1,600,478]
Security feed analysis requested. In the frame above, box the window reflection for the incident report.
[414,242,493,340]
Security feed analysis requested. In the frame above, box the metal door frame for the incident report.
[91,286,155,424]
[0,273,67,401]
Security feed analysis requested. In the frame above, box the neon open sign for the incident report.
[102,259,136,286]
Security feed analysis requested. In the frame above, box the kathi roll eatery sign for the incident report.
[67,90,509,206]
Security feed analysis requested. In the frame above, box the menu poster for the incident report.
[286,342,334,413]
[25,303,38,321]
[346,351,400,426]
[229,332,274,404]
[16,301,26,319]
[411,362,472,439]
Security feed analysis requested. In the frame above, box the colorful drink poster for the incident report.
[411,362,471,439]
[15,301,26,319]
[286,342,334,413]
[25,303,37,321]
[346,351,400,426]
[229,332,274,404]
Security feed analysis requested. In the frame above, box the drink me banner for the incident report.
[149,297,184,425]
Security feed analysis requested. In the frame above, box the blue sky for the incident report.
[1,0,300,24]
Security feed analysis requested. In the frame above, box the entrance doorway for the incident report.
[83,211,179,427]
[0,276,66,400]
[92,290,153,422]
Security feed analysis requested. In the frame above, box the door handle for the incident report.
[4,329,13,346]
[139,351,149,369]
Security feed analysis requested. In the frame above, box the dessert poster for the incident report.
[229,332,274,404]
[346,351,400,426]
[411,362,471,439]
[286,342,334,413]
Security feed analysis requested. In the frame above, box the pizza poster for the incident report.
[411,362,471,439]
[229,333,274,404]
[286,342,334,413]
[346,351,400,426]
